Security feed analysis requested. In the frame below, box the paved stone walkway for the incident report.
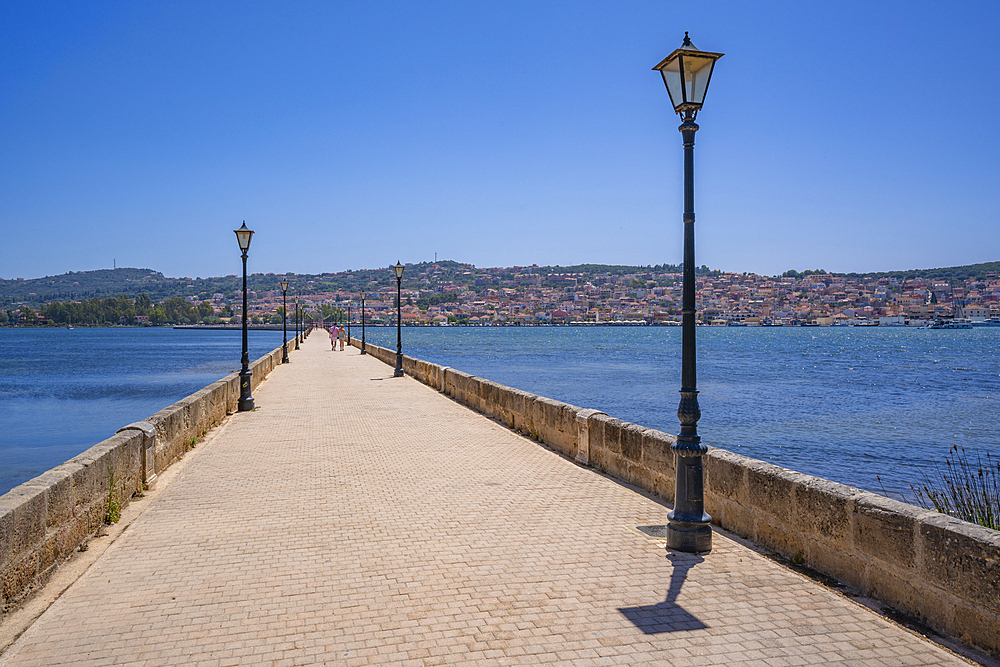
[0,334,978,666]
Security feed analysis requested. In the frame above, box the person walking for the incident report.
[338,323,346,351]
[330,324,338,351]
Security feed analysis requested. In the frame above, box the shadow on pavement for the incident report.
[618,551,708,634]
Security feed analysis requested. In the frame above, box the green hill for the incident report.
[2,260,997,309]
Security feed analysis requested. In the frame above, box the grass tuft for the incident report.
[105,464,122,524]
[910,445,999,531]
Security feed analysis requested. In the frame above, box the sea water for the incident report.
[0,327,282,494]
[2,325,997,499]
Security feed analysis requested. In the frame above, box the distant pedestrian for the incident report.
[339,324,346,351]
[330,324,338,350]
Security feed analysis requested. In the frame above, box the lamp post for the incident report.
[347,302,352,345]
[234,221,255,412]
[280,280,289,363]
[653,32,723,553]
[295,295,300,350]
[393,261,404,377]
[360,291,367,355]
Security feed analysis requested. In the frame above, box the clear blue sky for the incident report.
[2,1,998,280]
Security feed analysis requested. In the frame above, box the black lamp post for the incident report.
[280,280,289,363]
[653,32,723,553]
[393,261,404,377]
[295,295,300,350]
[347,302,352,345]
[360,291,367,355]
[234,222,255,412]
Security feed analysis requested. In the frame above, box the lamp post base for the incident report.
[394,368,403,377]
[237,370,255,412]
[666,451,712,552]
[665,520,712,553]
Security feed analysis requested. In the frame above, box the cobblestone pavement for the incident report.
[0,334,976,666]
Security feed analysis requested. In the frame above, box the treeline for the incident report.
[780,261,1000,283]
[838,261,1000,284]
[5,295,234,326]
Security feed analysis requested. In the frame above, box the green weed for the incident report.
[911,445,999,531]
[105,465,121,524]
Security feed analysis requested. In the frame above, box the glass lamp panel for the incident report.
[234,223,253,251]
[280,281,288,291]
[394,262,405,279]
[660,57,685,109]
[682,55,716,106]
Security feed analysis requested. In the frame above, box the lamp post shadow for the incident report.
[618,550,708,634]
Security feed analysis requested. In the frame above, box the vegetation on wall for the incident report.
[911,446,999,531]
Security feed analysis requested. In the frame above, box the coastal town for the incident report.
[235,262,1000,328]
[4,261,1000,327]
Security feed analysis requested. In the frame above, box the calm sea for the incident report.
[0,327,283,495]
[2,325,998,500]
[359,325,1000,499]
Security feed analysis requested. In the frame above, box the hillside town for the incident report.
[6,262,1000,327]
[237,264,1000,328]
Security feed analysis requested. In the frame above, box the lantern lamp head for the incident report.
[280,280,288,292]
[652,32,723,119]
[393,261,405,280]
[234,221,254,253]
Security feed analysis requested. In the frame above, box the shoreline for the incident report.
[7,320,997,330]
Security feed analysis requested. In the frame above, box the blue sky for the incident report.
[2,1,998,280]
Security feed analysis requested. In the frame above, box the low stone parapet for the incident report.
[356,340,1000,656]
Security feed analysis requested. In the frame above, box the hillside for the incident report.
[2,260,997,308]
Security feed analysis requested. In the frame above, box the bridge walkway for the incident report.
[0,333,976,666]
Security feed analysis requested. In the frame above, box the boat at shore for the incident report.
[927,320,973,329]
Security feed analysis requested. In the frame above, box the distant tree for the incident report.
[161,297,197,323]
[135,293,152,315]
[18,306,36,324]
